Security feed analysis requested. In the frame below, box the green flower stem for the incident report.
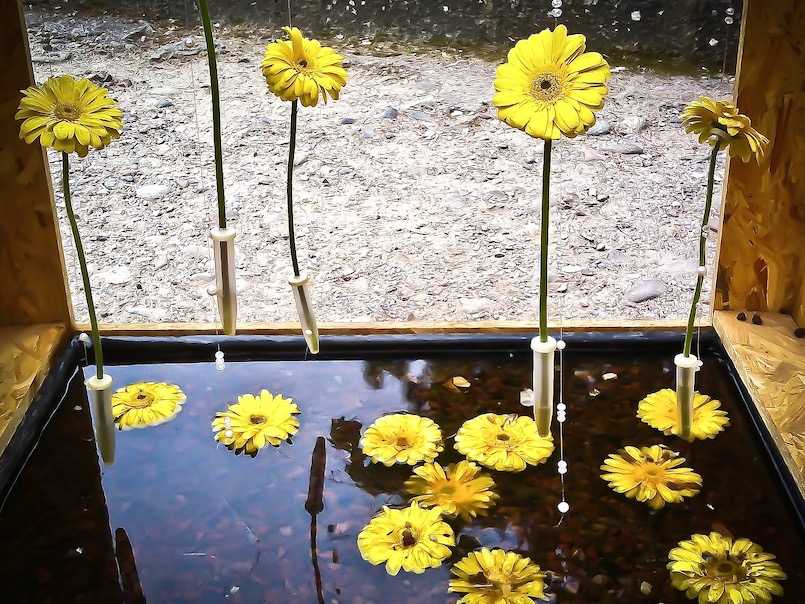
[539,139,552,343]
[196,0,227,229]
[287,100,301,277]
[62,152,104,380]
[682,141,721,357]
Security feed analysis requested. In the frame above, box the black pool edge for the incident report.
[2,330,803,534]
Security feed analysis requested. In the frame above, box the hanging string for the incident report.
[555,159,568,523]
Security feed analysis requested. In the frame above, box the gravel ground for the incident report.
[26,10,731,325]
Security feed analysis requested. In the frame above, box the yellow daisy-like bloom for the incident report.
[492,24,610,140]
[668,532,786,604]
[638,388,730,441]
[357,501,455,576]
[600,445,702,510]
[454,413,554,472]
[261,26,348,107]
[449,548,546,604]
[211,389,300,456]
[360,413,444,466]
[15,75,123,157]
[682,97,769,163]
[111,382,186,430]
[404,460,499,521]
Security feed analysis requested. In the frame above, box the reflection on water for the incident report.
[0,346,803,603]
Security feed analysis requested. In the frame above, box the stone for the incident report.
[621,115,648,133]
[460,297,491,314]
[123,23,154,41]
[136,184,170,200]
[340,117,356,125]
[381,106,399,119]
[625,279,666,303]
[587,119,610,135]
[582,149,605,161]
[99,266,131,285]
[603,142,644,155]
[155,98,174,108]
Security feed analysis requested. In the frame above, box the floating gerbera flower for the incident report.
[212,389,300,456]
[357,501,455,576]
[449,548,546,604]
[360,413,443,466]
[111,382,186,430]
[682,97,769,163]
[492,24,610,140]
[261,26,348,107]
[600,445,702,510]
[638,389,729,441]
[404,460,499,521]
[668,532,786,604]
[454,413,554,472]
[16,75,123,157]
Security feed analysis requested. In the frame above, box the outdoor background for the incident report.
[22,0,742,324]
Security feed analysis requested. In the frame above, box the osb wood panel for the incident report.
[715,0,805,325]
[0,1,71,325]
[0,323,65,455]
[713,311,805,498]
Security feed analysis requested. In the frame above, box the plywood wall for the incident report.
[715,0,805,325]
[0,1,70,326]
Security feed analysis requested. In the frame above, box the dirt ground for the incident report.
[25,9,731,325]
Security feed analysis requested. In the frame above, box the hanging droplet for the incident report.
[551,0,562,7]
[557,402,567,412]
[215,350,225,371]
[548,8,562,18]
[696,265,707,276]
[724,16,734,25]
[78,332,92,346]
[558,460,568,474]
[206,283,217,297]
[558,501,570,513]
[726,7,735,15]
[631,10,641,21]
[556,340,567,351]
[709,38,720,47]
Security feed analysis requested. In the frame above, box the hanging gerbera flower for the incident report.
[638,389,729,441]
[449,548,546,604]
[212,389,300,456]
[600,445,702,510]
[668,532,786,604]
[111,382,186,430]
[404,461,499,521]
[261,26,348,107]
[360,413,444,466]
[16,75,123,157]
[681,97,769,163]
[357,501,455,576]
[454,413,554,472]
[492,24,610,140]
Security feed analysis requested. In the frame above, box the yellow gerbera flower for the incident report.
[111,382,186,430]
[492,24,610,140]
[212,389,300,456]
[404,460,499,521]
[668,532,786,604]
[454,413,554,472]
[360,413,443,466]
[638,388,730,441]
[261,26,348,107]
[15,75,123,157]
[600,445,702,510]
[681,96,769,163]
[357,501,455,576]
[449,548,546,604]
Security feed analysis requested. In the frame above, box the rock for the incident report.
[32,51,73,64]
[154,254,169,270]
[155,98,174,108]
[408,110,431,122]
[99,266,131,285]
[382,106,399,119]
[123,23,154,41]
[460,297,491,314]
[603,142,644,155]
[625,279,666,303]
[136,184,169,200]
[88,72,114,86]
[622,115,648,133]
[582,148,605,161]
[340,117,356,125]
[147,86,179,96]
[587,119,610,135]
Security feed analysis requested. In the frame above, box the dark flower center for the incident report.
[531,73,562,102]
[54,103,80,121]
[401,529,416,547]
[496,433,510,441]
[127,389,154,408]
[249,414,267,425]
[396,437,410,447]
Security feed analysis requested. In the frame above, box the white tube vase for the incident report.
[531,336,556,437]
[289,273,320,355]
[210,227,238,335]
[674,353,699,441]
[86,373,115,464]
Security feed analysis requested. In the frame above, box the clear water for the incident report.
[0,344,802,603]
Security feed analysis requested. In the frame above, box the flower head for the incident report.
[360,413,444,466]
[449,548,546,604]
[15,75,123,157]
[261,26,347,107]
[600,445,702,509]
[212,389,300,456]
[404,461,499,521]
[682,97,769,163]
[455,413,554,472]
[668,532,786,604]
[492,24,610,140]
[638,389,730,441]
[111,382,185,430]
[357,501,455,576]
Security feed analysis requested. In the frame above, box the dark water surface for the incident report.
[1,344,802,603]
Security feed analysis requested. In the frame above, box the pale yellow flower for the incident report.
[112,382,185,430]
[638,388,729,441]
[212,389,300,456]
[454,413,554,472]
[682,96,768,163]
[404,460,499,521]
[360,413,443,466]
[449,548,546,604]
